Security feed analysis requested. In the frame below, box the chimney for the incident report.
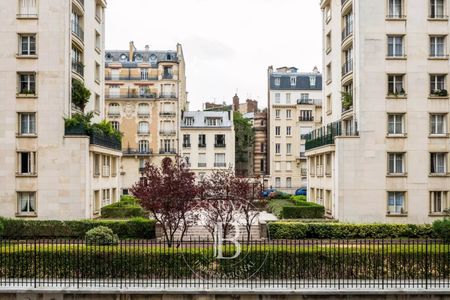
[129,41,135,61]
[313,66,319,73]
[233,93,240,111]
[145,45,149,52]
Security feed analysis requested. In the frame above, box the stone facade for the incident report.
[268,66,323,193]
[306,0,450,223]
[104,42,187,195]
[0,0,121,220]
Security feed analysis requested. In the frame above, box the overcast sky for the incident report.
[105,0,323,110]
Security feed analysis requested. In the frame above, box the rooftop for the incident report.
[181,111,233,128]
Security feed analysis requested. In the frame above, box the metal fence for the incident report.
[0,239,449,291]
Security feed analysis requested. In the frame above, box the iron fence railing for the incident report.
[65,124,121,151]
[0,239,449,291]
[305,120,359,151]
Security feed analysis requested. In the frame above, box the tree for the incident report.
[131,157,198,247]
[234,112,255,176]
[72,79,91,112]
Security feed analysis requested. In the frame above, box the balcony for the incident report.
[341,0,351,8]
[159,93,177,99]
[137,112,150,117]
[123,148,152,156]
[137,130,150,135]
[159,112,176,117]
[162,73,173,80]
[297,98,322,105]
[71,21,84,43]
[214,163,227,168]
[183,143,191,148]
[106,91,157,99]
[341,59,353,77]
[105,76,158,81]
[74,0,84,8]
[341,25,353,44]
[159,130,176,136]
[159,149,177,155]
[72,61,84,77]
[198,143,206,148]
[305,120,359,151]
[299,116,314,122]
[65,124,121,151]
[214,144,226,148]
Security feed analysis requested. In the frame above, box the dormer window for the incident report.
[290,77,296,86]
[184,117,194,126]
[105,53,112,62]
[166,53,172,60]
[119,54,128,62]
[134,53,143,62]
[309,76,316,86]
[274,77,281,86]
[205,117,223,126]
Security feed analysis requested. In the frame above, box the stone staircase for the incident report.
[158,224,262,241]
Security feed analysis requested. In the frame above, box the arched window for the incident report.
[134,53,143,62]
[105,53,113,62]
[119,53,128,62]
[138,103,150,116]
[138,121,149,134]
[111,121,120,131]
[138,140,149,153]
[108,103,120,116]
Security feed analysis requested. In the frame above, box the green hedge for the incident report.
[0,218,156,239]
[432,218,450,241]
[0,243,448,280]
[268,199,293,217]
[291,195,307,202]
[268,222,435,239]
[101,196,147,219]
[282,205,325,219]
[0,221,4,238]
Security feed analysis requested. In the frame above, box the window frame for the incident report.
[387,35,405,58]
[387,152,406,175]
[387,113,406,136]
[18,33,37,56]
[18,112,36,135]
[17,191,37,216]
[387,191,407,215]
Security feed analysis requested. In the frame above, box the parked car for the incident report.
[295,187,307,196]
[261,188,276,198]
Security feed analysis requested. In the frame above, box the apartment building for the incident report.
[250,112,268,178]
[104,42,187,194]
[180,111,235,180]
[268,67,323,193]
[307,0,450,223]
[0,0,122,220]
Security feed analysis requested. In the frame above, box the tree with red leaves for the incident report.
[131,157,198,247]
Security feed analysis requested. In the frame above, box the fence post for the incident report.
[425,239,428,290]
[33,239,37,289]
[77,240,80,289]
[381,240,384,290]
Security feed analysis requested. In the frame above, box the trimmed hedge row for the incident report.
[101,195,147,218]
[0,218,156,239]
[282,202,325,219]
[0,244,448,280]
[268,222,435,239]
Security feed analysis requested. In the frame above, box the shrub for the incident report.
[269,191,291,200]
[101,196,147,219]
[0,219,4,238]
[432,218,450,241]
[268,222,435,240]
[85,226,119,245]
[0,218,156,239]
[282,204,325,219]
[268,199,294,217]
[291,195,307,203]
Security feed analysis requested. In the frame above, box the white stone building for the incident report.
[267,67,323,193]
[0,0,122,220]
[180,111,235,180]
[307,0,450,223]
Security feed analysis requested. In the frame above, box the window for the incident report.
[260,143,266,153]
[275,177,281,188]
[111,121,120,131]
[198,134,206,147]
[215,134,226,147]
[275,126,281,136]
[431,153,447,174]
[18,0,38,17]
[286,93,291,104]
[387,35,404,57]
[206,117,223,126]
[184,117,194,126]
[430,114,447,135]
[95,31,101,50]
[102,189,111,207]
[138,103,149,116]
[183,154,191,167]
[94,154,100,176]
[300,110,313,121]
[95,94,100,113]
[108,103,120,116]
[17,192,36,215]
[275,109,280,119]
[387,192,406,214]
[94,190,100,213]
[387,75,405,95]
[102,156,110,177]
[19,34,36,55]
[325,5,332,22]
[95,62,100,82]
[17,152,36,175]
[260,159,266,173]
[18,72,36,95]
[290,77,296,86]
[388,0,403,18]
[274,77,280,86]
[275,161,281,171]
[388,153,405,175]
[138,140,149,153]
[430,191,448,214]
[141,68,148,80]
[326,94,332,114]
[214,153,226,167]
[430,74,447,95]
[138,122,149,134]
[198,153,206,167]
[286,177,292,188]
[286,143,292,155]
[286,110,292,119]
[139,158,146,170]
[286,161,292,171]
[326,63,332,82]
[275,143,281,154]
[161,139,173,153]
[18,113,36,135]
[275,93,281,103]
[183,134,191,147]
[430,0,445,18]
[430,36,446,57]
[111,157,117,177]
[286,126,292,136]
[388,114,405,135]
[95,3,103,22]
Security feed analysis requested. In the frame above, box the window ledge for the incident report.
[95,15,102,24]
[326,110,332,115]
[386,94,407,99]
[429,213,448,217]
[386,134,407,138]
[385,17,407,21]
[93,174,100,178]
[95,79,100,85]
[386,56,407,60]
[95,47,102,55]
[326,174,332,177]
[16,93,37,98]
[325,16,331,24]
[326,47,332,55]
[429,173,450,177]
[16,173,38,178]
[16,134,37,138]
[429,56,449,60]
[386,213,408,217]
[16,15,38,20]
[326,79,332,85]
[429,133,450,138]
[15,213,37,218]
[428,17,449,21]
[428,95,449,100]
[16,54,38,59]
[386,173,408,178]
